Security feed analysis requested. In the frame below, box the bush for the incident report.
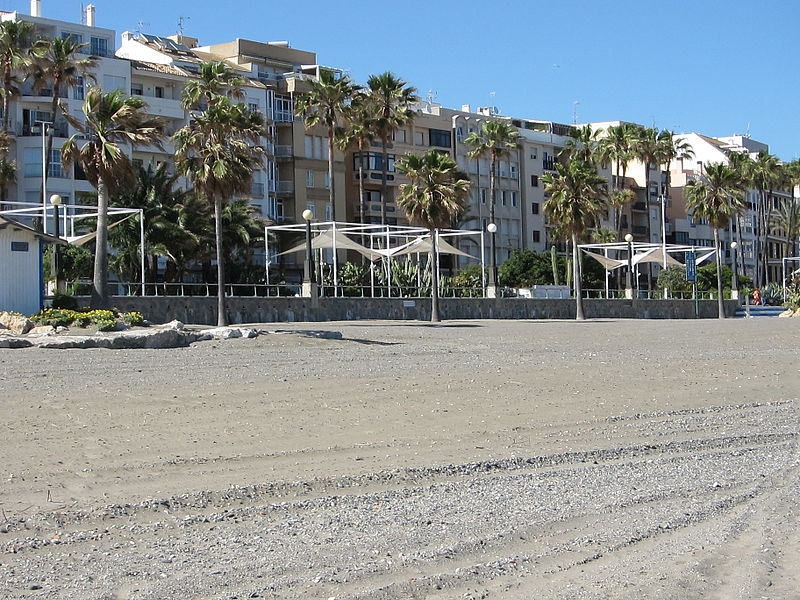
[30,308,147,331]
[121,311,145,326]
[51,291,79,310]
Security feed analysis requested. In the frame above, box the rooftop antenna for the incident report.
[80,3,86,25]
[177,16,190,36]
[135,20,149,34]
[745,122,751,138]
[572,100,580,124]
[426,90,438,104]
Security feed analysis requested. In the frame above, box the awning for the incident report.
[277,229,385,261]
[388,235,474,259]
[64,213,137,247]
[581,250,626,271]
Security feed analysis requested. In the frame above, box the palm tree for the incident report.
[598,123,639,238]
[396,151,469,322]
[364,72,418,224]
[770,199,800,261]
[685,163,746,319]
[542,159,608,320]
[750,150,781,286]
[631,126,666,290]
[61,87,164,307]
[727,150,753,278]
[108,162,194,287]
[464,120,521,227]
[180,61,246,109]
[561,124,602,164]
[31,35,96,193]
[338,92,377,230]
[174,96,267,326]
[0,19,35,131]
[295,70,360,222]
[0,128,14,209]
[657,131,693,266]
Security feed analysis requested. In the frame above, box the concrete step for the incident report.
[735,305,786,318]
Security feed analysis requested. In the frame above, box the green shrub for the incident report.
[121,311,145,326]
[51,291,79,310]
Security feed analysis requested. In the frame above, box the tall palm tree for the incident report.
[0,128,14,208]
[396,151,469,322]
[750,151,782,286]
[632,127,665,290]
[542,159,608,320]
[657,131,693,266]
[561,124,602,164]
[685,162,746,319]
[464,120,521,227]
[598,123,639,238]
[338,92,377,236]
[0,19,35,131]
[174,96,267,326]
[364,72,418,224]
[31,36,96,184]
[727,150,753,278]
[180,61,246,109]
[295,70,360,222]
[61,87,164,307]
[770,199,800,261]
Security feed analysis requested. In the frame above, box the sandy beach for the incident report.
[0,317,798,599]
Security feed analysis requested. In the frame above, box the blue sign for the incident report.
[686,251,697,282]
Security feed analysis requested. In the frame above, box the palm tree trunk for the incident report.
[380,133,388,225]
[327,125,336,222]
[214,195,228,326]
[429,228,441,322]
[644,167,653,291]
[2,67,11,132]
[41,82,62,215]
[735,215,746,279]
[489,151,497,225]
[714,227,725,319]
[92,174,109,308]
[572,232,584,320]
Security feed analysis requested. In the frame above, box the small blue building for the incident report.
[0,216,64,316]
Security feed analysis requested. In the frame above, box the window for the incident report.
[321,137,329,160]
[533,230,541,243]
[414,131,424,145]
[353,152,395,172]
[429,129,451,148]
[155,86,164,99]
[480,189,486,204]
[324,203,332,221]
[61,32,83,44]
[531,202,539,215]
[510,163,518,179]
[274,96,293,121]
[73,76,85,100]
[323,172,330,189]
[501,190,506,206]
[531,175,539,187]
[306,170,314,188]
[305,135,313,158]
[23,148,41,177]
[511,191,517,207]
[313,136,322,159]
[130,82,143,96]
[248,102,258,112]
[48,149,65,178]
[530,147,538,159]
[456,126,464,142]
[394,128,407,143]
[90,37,109,57]
[103,75,126,92]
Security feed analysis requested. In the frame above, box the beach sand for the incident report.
[0,317,798,599]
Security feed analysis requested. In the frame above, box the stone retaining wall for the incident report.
[86,296,740,325]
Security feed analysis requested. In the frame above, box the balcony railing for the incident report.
[274,145,293,158]
[542,158,557,171]
[632,202,647,211]
[274,110,295,123]
[276,180,294,194]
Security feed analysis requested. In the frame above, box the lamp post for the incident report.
[486,222,498,298]
[50,194,63,293]
[730,241,739,301]
[37,121,54,233]
[625,233,635,299]
[302,209,315,297]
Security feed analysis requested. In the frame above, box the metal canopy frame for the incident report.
[781,256,800,302]
[265,221,484,297]
[0,201,146,295]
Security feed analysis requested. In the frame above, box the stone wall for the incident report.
[90,296,741,325]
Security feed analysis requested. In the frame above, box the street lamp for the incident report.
[625,233,634,300]
[730,241,739,301]
[486,222,498,298]
[50,194,63,293]
[302,209,315,297]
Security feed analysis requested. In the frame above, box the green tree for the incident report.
[749,150,782,286]
[175,82,267,325]
[338,92,377,229]
[364,72,418,224]
[464,120,521,227]
[770,198,800,260]
[180,61,246,110]
[499,249,565,287]
[0,19,35,131]
[396,150,469,322]
[61,87,164,307]
[656,265,691,294]
[561,124,602,164]
[657,131,693,236]
[598,123,639,238]
[295,70,360,222]
[31,35,96,192]
[542,159,608,320]
[726,150,753,278]
[685,162,746,319]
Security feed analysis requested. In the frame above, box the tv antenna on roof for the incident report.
[426,90,438,104]
[135,21,149,34]
[177,16,190,36]
[572,100,580,124]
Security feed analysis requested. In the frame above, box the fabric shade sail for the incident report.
[277,229,385,261]
[64,213,137,247]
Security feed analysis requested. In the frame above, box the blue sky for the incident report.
[4,0,799,160]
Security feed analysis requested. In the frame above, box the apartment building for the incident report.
[1,3,126,233]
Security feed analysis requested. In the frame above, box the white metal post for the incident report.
[332,221,338,297]
[480,230,486,295]
[139,209,145,296]
[264,226,270,290]
[41,122,48,234]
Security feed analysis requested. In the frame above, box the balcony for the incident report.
[274,110,295,123]
[18,122,69,137]
[542,157,557,171]
[276,181,294,195]
[274,145,293,159]
[632,202,647,211]
[139,95,185,120]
